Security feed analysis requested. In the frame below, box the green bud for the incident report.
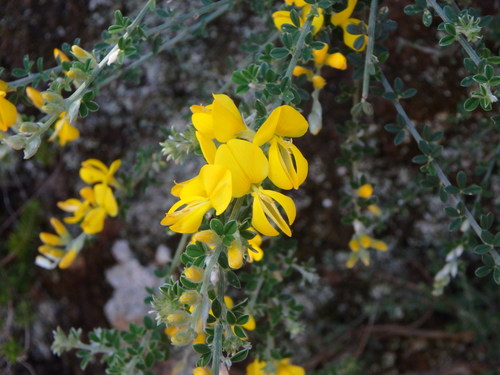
[170,328,196,346]
[166,310,191,327]
[4,134,27,150]
[19,122,40,133]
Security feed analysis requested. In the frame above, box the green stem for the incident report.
[381,73,500,265]
[284,8,316,81]
[426,0,481,65]
[247,272,265,311]
[211,323,223,375]
[228,197,245,221]
[361,0,378,103]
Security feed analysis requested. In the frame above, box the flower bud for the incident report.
[184,266,204,283]
[4,135,27,150]
[179,290,201,306]
[166,310,191,327]
[357,184,373,198]
[193,367,212,375]
[19,122,40,133]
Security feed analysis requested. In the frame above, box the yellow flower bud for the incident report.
[54,48,70,63]
[71,45,93,60]
[26,87,44,110]
[312,75,326,90]
[193,367,212,375]
[292,66,313,77]
[357,184,373,198]
[367,204,382,216]
[326,52,347,70]
[184,266,204,283]
[224,296,234,309]
[228,243,243,269]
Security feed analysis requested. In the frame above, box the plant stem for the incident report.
[426,0,481,65]
[229,197,245,221]
[381,73,500,265]
[284,9,316,81]
[211,323,223,375]
[361,0,378,103]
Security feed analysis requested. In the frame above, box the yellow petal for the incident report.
[54,48,70,63]
[246,359,267,375]
[199,164,232,214]
[196,131,216,164]
[40,232,63,246]
[161,199,211,234]
[303,6,324,35]
[360,235,372,248]
[278,363,305,375]
[50,217,68,237]
[346,252,358,268]
[292,66,313,77]
[192,111,215,139]
[193,367,212,375]
[26,87,44,110]
[82,207,107,234]
[251,192,279,237]
[55,117,80,146]
[331,0,358,26]
[312,75,326,90]
[326,52,347,70]
[247,235,264,262]
[268,138,308,190]
[372,240,388,251]
[192,332,206,345]
[184,266,204,283]
[251,188,296,237]
[0,95,17,132]
[312,42,328,66]
[212,94,246,142]
[59,248,78,269]
[94,183,118,217]
[241,314,256,331]
[38,245,65,258]
[57,198,82,213]
[224,296,234,309]
[349,239,360,252]
[214,139,268,197]
[342,19,368,52]
[228,243,244,269]
[80,186,96,203]
[367,204,382,216]
[71,45,93,60]
[254,106,308,146]
[357,184,373,198]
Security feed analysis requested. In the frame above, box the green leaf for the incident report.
[12,68,27,77]
[460,76,475,87]
[473,244,492,255]
[186,244,205,258]
[223,221,238,235]
[463,97,479,111]
[448,218,462,231]
[475,266,492,278]
[401,88,417,99]
[394,130,406,145]
[439,35,455,46]
[463,58,477,73]
[193,344,211,354]
[353,36,365,51]
[484,65,494,80]
[211,298,222,319]
[422,8,433,27]
[480,213,494,230]
[493,267,500,284]
[226,270,241,289]
[444,207,460,217]
[404,5,423,16]
[462,185,482,195]
[412,154,428,164]
[289,9,301,27]
[210,219,224,235]
[472,74,488,84]
[236,315,249,325]
[443,23,456,36]
[226,310,237,325]
[456,171,467,189]
[489,77,500,86]
[231,349,249,363]
[233,325,247,339]
[270,48,289,59]
[481,230,494,244]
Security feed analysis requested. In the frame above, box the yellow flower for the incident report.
[79,159,122,187]
[26,87,44,110]
[246,358,305,375]
[50,115,80,146]
[161,164,233,234]
[292,66,313,78]
[253,105,309,190]
[179,290,201,305]
[228,241,244,269]
[191,94,248,163]
[367,204,381,216]
[58,184,118,235]
[251,186,296,237]
[224,296,234,309]
[330,0,367,52]
[38,218,82,269]
[347,234,388,268]
[53,48,70,63]
[312,43,347,70]
[284,0,307,6]
[357,184,373,198]
[273,6,324,35]
[0,91,17,132]
[193,332,206,345]
[71,45,96,66]
[312,75,326,89]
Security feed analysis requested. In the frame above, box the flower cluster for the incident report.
[36,159,121,269]
[246,358,305,375]
[161,94,309,238]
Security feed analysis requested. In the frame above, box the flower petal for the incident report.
[199,164,232,215]
[215,139,268,197]
[196,131,217,164]
[82,207,107,234]
[254,106,308,146]
[212,94,246,142]
[94,183,118,217]
[312,43,328,66]
[272,10,294,32]
[0,95,17,132]
[331,0,357,26]
[268,138,308,190]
